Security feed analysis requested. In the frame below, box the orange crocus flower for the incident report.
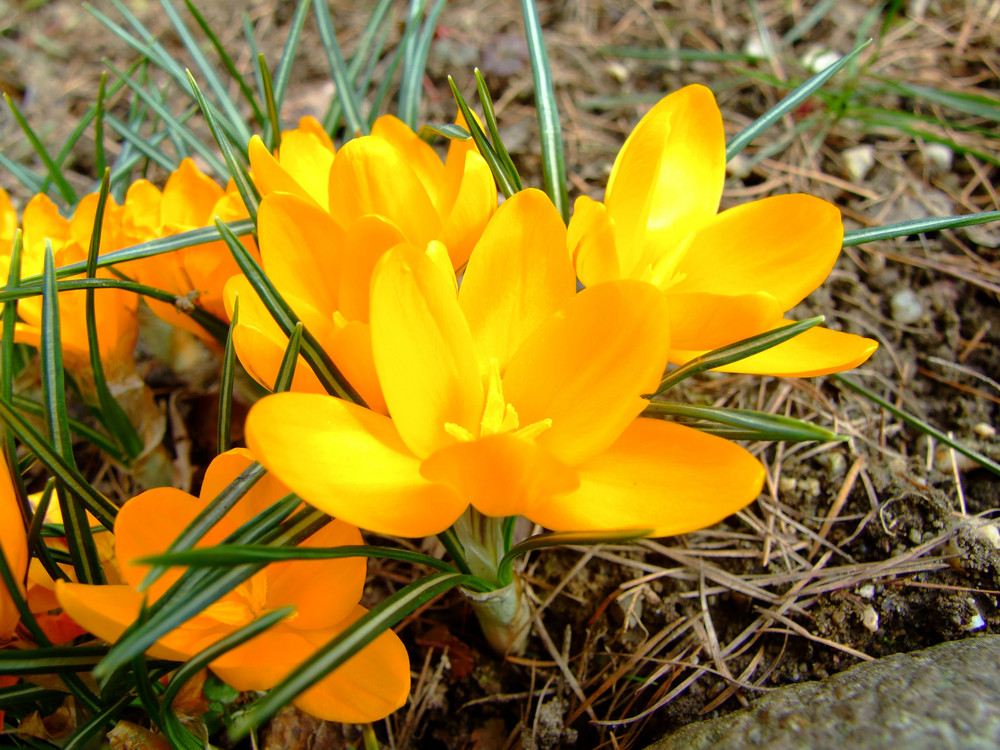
[245,190,765,538]
[55,449,410,723]
[569,84,877,376]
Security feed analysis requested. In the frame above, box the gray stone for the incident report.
[646,636,1000,750]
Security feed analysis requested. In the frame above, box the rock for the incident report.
[843,145,876,182]
[891,288,923,324]
[645,636,1000,750]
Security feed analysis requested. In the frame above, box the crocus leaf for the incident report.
[474,69,523,191]
[312,0,366,135]
[497,529,651,586]
[3,93,76,203]
[843,209,1000,246]
[448,77,518,198]
[257,53,282,151]
[218,297,239,455]
[398,0,446,130]
[643,402,847,443]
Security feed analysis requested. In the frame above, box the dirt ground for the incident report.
[2,1,999,748]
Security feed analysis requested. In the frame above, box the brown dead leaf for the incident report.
[106,721,174,750]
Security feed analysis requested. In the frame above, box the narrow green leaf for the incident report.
[419,123,472,141]
[651,317,826,395]
[834,374,1000,476]
[94,72,108,176]
[498,529,650,586]
[61,693,133,750]
[242,12,267,103]
[273,322,303,393]
[140,543,460,573]
[230,573,480,737]
[186,71,260,222]
[105,115,180,173]
[1,230,23,467]
[474,69,523,190]
[0,646,109,674]
[159,0,253,145]
[272,0,311,113]
[726,39,872,161]
[3,93,77,204]
[521,0,569,222]
[0,151,44,194]
[85,172,144,460]
[398,0,429,129]
[217,297,238,455]
[843,210,1000,246]
[312,0,367,135]
[448,77,518,197]
[257,54,283,151]
[600,46,752,63]
[366,32,408,130]
[437,527,473,576]
[216,219,364,404]
[644,402,847,443]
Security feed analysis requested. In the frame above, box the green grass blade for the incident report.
[230,573,482,738]
[0,646,110,674]
[834,374,1000,476]
[782,0,838,44]
[187,72,259,222]
[1,230,23,467]
[652,317,826,395]
[312,0,367,135]
[10,395,122,463]
[726,39,872,162]
[257,53,283,150]
[140,544,459,573]
[398,0,429,129]
[158,0,253,145]
[61,693,133,750]
[84,172,144,460]
[3,93,77,204]
[0,151,44,194]
[273,322,303,392]
[521,0,568,222]
[879,79,1000,121]
[217,298,238,455]
[216,220,364,404]
[242,12,267,103]
[419,123,473,141]
[182,0,266,128]
[104,114,181,173]
[94,73,107,176]
[448,77,518,198]
[497,529,650,586]
[474,69,523,190]
[366,32,407,130]
[644,402,847,443]
[843,210,1000,246]
[600,46,752,63]
[272,0,311,114]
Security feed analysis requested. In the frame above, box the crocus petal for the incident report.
[196,447,302,530]
[0,186,16,243]
[323,319,387,414]
[371,114,446,208]
[667,291,784,351]
[265,519,365,629]
[605,85,725,278]
[161,159,224,228]
[258,192,344,322]
[337,215,407,324]
[371,245,483,458]
[327,136,442,248]
[122,180,163,240]
[292,115,336,153]
[248,136,318,207]
[568,195,620,287]
[224,276,327,395]
[503,280,670,466]
[246,393,468,536]
[21,194,70,263]
[212,606,410,723]
[670,323,879,377]
[69,193,122,255]
[273,129,336,210]
[1,453,27,636]
[459,189,575,372]
[421,433,579,519]
[439,149,497,270]
[529,418,765,536]
[672,194,844,310]
[54,582,191,661]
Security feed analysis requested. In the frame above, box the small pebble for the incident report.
[800,478,821,497]
[858,584,876,599]
[605,61,628,83]
[743,35,766,59]
[842,145,876,182]
[890,288,923,324]
[973,422,996,439]
[779,476,798,494]
[974,521,1000,550]
[933,446,980,473]
[802,46,841,73]
[923,143,954,173]
[727,153,753,180]
[862,604,879,632]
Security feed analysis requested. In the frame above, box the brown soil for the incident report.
[2,1,999,748]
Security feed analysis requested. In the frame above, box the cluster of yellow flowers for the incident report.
[0,85,877,723]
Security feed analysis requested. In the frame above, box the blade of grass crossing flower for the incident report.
[216,219,364,404]
[0,646,110,674]
[474,69,523,190]
[187,72,259,220]
[85,172,144,460]
[419,123,473,141]
[448,77,518,198]
[159,607,295,750]
[322,0,394,133]
[643,402,847,443]
[42,244,104,584]
[726,39,872,162]
[312,0,367,136]
[652,316,826,395]
[182,0,266,128]
[834,374,1000,476]
[230,573,484,738]
[497,529,650,587]
[218,298,239,455]
[257,54,283,150]
[0,399,117,527]
[158,0,253,145]
[1,231,23,467]
[3,94,77,204]
[94,73,107,176]
[521,0,569,222]
[12,387,126,463]
[271,0,311,114]
[843,210,1000,245]
[273,322,303,392]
